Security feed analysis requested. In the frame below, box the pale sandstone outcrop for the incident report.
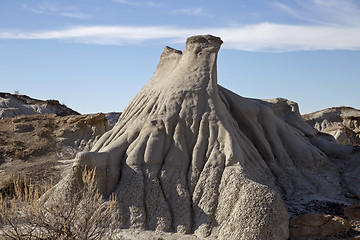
[53,35,359,239]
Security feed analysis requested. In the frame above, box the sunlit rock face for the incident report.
[303,106,360,146]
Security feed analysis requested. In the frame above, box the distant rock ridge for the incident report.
[303,106,360,146]
[0,92,80,119]
[49,35,360,239]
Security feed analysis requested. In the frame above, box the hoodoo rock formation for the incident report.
[54,35,360,239]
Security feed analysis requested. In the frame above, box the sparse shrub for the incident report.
[0,168,119,240]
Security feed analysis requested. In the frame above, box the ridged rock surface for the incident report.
[55,35,360,239]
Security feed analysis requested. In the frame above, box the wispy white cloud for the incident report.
[112,0,140,6]
[171,7,206,16]
[146,1,162,7]
[311,0,360,25]
[60,12,91,19]
[112,0,162,7]
[1,23,360,52]
[273,0,360,26]
[312,0,359,13]
[272,2,326,25]
[22,4,43,14]
[22,3,91,19]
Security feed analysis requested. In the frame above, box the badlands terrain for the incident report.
[1,35,360,239]
[0,93,120,196]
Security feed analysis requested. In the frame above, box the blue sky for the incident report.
[1,0,359,114]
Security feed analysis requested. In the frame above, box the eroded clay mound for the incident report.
[55,35,358,239]
[303,107,360,146]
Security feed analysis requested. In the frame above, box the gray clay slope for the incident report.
[56,35,359,239]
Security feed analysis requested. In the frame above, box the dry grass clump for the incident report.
[0,167,119,240]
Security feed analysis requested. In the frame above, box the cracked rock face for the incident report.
[54,35,358,239]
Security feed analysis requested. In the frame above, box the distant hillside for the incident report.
[303,106,360,146]
[0,92,122,200]
[0,92,80,119]
[0,113,111,197]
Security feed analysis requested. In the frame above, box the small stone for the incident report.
[290,213,351,239]
[13,123,34,133]
[345,204,360,221]
[345,193,359,199]
[292,212,331,227]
